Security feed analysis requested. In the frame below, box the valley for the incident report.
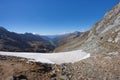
[0,2,120,80]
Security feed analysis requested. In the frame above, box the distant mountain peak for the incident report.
[0,26,8,31]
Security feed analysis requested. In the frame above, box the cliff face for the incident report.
[55,2,120,54]
[81,2,120,53]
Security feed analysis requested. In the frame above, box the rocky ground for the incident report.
[0,55,63,80]
[0,52,120,80]
[62,53,120,80]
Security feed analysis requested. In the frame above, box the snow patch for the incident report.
[0,50,90,64]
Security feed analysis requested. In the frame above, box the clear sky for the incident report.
[0,0,119,35]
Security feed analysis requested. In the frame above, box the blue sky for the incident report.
[0,0,119,35]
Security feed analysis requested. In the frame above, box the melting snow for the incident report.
[0,50,90,64]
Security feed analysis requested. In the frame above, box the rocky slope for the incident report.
[0,55,63,80]
[55,2,120,55]
[0,27,55,52]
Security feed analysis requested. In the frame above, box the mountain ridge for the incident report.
[55,2,120,54]
[0,27,55,52]
[0,26,83,52]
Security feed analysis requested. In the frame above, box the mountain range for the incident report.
[0,2,120,80]
[0,27,55,52]
[0,26,82,52]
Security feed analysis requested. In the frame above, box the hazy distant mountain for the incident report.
[53,31,83,47]
[0,27,55,52]
[40,32,82,47]
[0,26,83,52]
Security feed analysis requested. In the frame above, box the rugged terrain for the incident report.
[0,27,55,52]
[55,2,120,54]
[0,52,120,80]
[0,2,120,80]
[0,55,63,80]
[0,26,82,53]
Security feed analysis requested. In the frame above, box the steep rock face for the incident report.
[79,2,120,54]
[55,2,120,54]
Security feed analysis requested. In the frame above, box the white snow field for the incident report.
[0,50,90,64]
